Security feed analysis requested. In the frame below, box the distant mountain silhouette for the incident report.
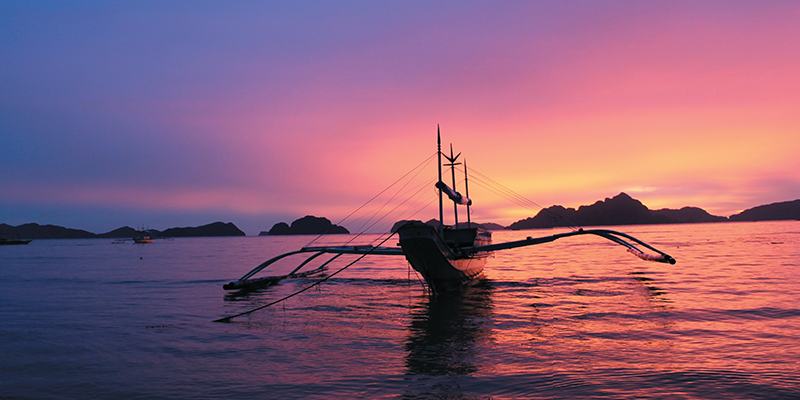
[97,226,140,238]
[652,207,728,223]
[507,193,727,230]
[260,215,349,235]
[1,222,245,239]
[479,222,506,231]
[729,199,800,221]
[5,196,799,240]
[0,223,96,239]
[160,222,245,237]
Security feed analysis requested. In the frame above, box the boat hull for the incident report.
[397,222,491,293]
[0,239,32,245]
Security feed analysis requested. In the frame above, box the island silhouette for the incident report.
[259,215,349,235]
[507,192,728,229]
[0,221,244,240]
[729,199,800,221]
[506,194,798,229]
[3,195,799,239]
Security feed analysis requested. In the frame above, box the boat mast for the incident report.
[442,142,462,229]
[447,144,460,228]
[437,126,444,237]
[464,159,471,228]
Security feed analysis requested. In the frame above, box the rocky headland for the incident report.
[506,193,797,230]
[729,199,800,221]
[259,215,349,235]
[1,221,245,240]
[383,193,800,232]
[4,196,798,239]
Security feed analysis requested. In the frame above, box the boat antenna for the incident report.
[437,126,444,237]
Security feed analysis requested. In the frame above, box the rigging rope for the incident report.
[214,232,397,323]
[354,179,434,239]
[456,165,582,230]
[347,156,434,235]
[305,152,436,248]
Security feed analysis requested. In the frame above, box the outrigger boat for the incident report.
[0,237,32,245]
[222,127,675,296]
[133,232,153,244]
[112,229,166,244]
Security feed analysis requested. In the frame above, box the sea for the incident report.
[1,221,799,399]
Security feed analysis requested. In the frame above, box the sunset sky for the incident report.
[2,1,799,235]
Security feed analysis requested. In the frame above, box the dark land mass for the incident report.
[478,222,506,231]
[391,219,499,232]
[96,226,140,239]
[5,196,798,240]
[160,222,245,237]
[1,221,245,240]
[1,223,96,239]
[652,207,729,224]
[729,199,800,221]
[260,215,349,235]
[507,193,729,230]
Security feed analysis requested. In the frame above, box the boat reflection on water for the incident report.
[404,279,494,377]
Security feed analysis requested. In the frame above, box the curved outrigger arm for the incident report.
[224,230,673,291]
[463,229,676,264]
[224,245,405,290]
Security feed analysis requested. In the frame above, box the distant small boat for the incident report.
[133,234,153,244]
[0,238,32,245]
[112,229,156,244]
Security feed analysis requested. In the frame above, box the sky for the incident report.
[2,1,799,236]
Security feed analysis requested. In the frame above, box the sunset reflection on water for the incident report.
[1,222,798,398]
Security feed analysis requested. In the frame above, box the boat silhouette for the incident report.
[221,127,675,301]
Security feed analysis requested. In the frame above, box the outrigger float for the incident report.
[222,127,675,297]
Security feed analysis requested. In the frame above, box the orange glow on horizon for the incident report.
[3,2,799,235]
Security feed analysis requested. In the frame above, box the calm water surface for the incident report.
[1,221,799,399]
